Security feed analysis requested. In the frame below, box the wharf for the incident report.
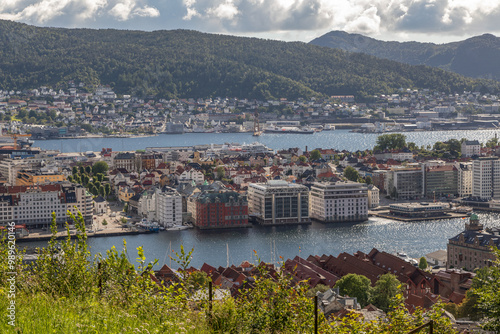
[16,228,155,243]
[369,210,469,222]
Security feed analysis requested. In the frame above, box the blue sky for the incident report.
[1,0,499,43]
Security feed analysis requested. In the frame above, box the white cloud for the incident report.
[0,0,159,24]
[206,0,239,20]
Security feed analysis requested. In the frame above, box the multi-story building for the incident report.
[367,184,379,208]
[113,152,137,171]
[423,165,458,199]
[187,190,249,229]
[16,169,66,186]
[0,184,93,228]
[247,180,310,225]
[461,140,481,157]
[447,214,500,270]
[155,187,183,227]
[472,157,500,200]
[141,153,163,170]
[310,181,368,223]
[456,162,473,197]
[387,167,423,200]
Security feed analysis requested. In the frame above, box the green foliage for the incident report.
[474,247,500,332]
[309,149,322,161]
[365,175,373,185]
[344,166,360,182]
[0,20,495,100]
[369,274,402,312]
[419,257,429,270]
[170,245,194,280]
[92,161,109,175]
[334,273,372,307]
[374,133,407,151]
[306,283,330,298]
[486,136,499,148]
[298,155,307,163]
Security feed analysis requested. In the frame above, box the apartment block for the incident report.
[472,157,500,200]
[310,181,368,223]
[247,180,309,225]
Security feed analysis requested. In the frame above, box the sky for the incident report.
[0,0,499,44]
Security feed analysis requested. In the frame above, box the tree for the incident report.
[365,176,372,185]
[370,273,402,312]
[102,219,108,228]
[474,247,500,332]
[104,184,111,197]
[374,134,406,151]
[309,149,322,161]
[216,166,225,180]
[72,166,78,175]
[334,273,372,307]
[84,166,92,175]
[92,161,109,175]
[298,155,307,163]
[486,136,499,148]
[344,166,360,182]
[419,257,428,270]
[79,166,85,174]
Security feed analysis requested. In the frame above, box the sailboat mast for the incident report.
[226,243,229,267]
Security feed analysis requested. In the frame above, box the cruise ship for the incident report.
[263,126,315,134]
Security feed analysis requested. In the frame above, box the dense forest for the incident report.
[0,20,498,100]
[310,31,500,82]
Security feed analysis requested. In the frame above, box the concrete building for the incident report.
[472,157,500,200]
[309,181,368,223]
[0,184,92,227]
[247,180,310,225]
[461,140,481,158]
[387,167,423,200]
[448,214,500,270]
[16,169,66,186]
[423,165,458,199]
[155,187,183,227]
[456,162,473,197]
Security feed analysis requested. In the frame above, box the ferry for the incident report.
[264,126,314,134]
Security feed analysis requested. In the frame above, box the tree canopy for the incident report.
[92,161,109,175]
[374,134,407,151]
[334,273,372,307]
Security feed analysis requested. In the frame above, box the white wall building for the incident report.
[472,157,500,200]
[310,181,368,223]
[155,187,183,227]
[178,169,205,185]
[461,140,481,157]
[367,184,380,208]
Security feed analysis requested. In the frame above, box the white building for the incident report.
[155,187,183,227]
[461,140,481,157]
[247,180,310,225]
[0,184,93,227]
[367,184,380,208]
[178,169,205,185]
[456,162,473,197]
[93,196,108,214]
[310,181,368,223]
[472,157,500,200]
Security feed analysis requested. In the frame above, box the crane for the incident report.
[7,133,31,149]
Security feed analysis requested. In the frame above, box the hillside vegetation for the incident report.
[2,212,500,333]
[0,20,497,101]
[311,31,500,82]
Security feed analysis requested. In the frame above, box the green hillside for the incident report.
[0,20,498,100]
[310,31,500,82]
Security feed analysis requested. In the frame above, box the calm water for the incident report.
[30,129,500,268]
[35,129,500,153]
[24,213,500,269]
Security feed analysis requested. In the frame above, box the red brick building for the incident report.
[187,191,250,229]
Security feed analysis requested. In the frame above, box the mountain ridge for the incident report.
[0,20,498,100]
[310,31,500,81]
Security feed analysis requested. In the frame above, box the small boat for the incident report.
[166,224,190,231]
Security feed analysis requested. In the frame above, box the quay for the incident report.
[16,227,155,243]
[369,210,469,222]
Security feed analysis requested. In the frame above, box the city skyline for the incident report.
[0,0,499,44]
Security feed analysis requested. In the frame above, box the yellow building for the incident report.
[16,170,66,186]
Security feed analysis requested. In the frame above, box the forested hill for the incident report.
[0,20,497,100]
[310,31,500,82]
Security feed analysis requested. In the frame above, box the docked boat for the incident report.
[263,126,314,134]
[166,224,191,231]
